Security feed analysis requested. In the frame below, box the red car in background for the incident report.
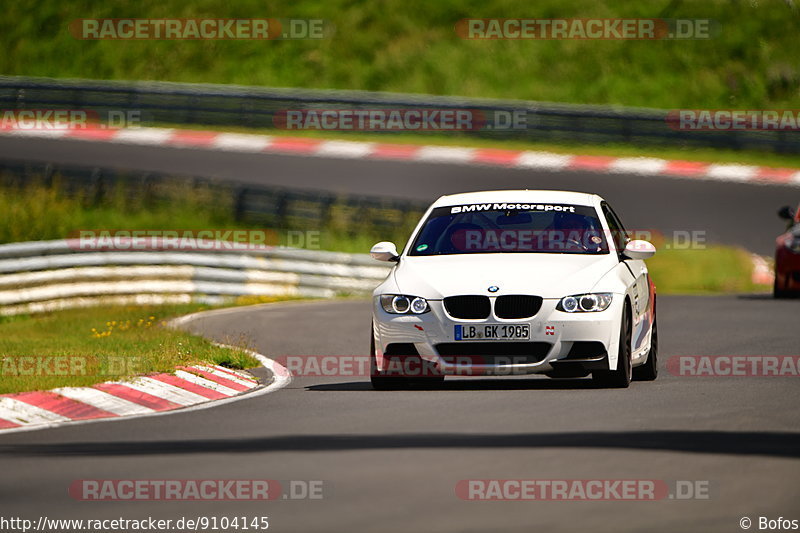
[775,203,800,298]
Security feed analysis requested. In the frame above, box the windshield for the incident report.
[408,203,609,256]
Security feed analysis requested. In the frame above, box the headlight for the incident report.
[557,293,613,313]
[380,294,430,314]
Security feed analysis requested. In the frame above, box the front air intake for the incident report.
[435,342,551,366]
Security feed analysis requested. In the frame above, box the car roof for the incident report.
[431,190,601,208]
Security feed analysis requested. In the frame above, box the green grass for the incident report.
[2,0,797,110]
[648,244,767,294]
[0,177,414,252]
[0,178,238,244]
[0,304,263,395]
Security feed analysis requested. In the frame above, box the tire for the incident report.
[774,276,790,299]
[633,315,658,381]
[593,305,632,389]
[369,327,444,390]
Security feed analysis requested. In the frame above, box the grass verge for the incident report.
[0,178,243,245]
[648,244,768,294]
[0,303,267,395]
[0,177,418,253]
[1,0,797,111]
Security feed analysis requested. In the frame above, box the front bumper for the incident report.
[372,296,622,376]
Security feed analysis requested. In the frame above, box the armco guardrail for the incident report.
[0,239,392,316]
[0,76,795,153]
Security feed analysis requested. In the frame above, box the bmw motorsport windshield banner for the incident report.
[410,203,611,255]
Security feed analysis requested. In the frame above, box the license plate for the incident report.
[454,324,530,341]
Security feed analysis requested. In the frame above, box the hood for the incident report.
[393,253,618,299]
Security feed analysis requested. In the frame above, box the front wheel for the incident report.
[774,275,791,299]
[593,306,632,388]
[633,316,658,381]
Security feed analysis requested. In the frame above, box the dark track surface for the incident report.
[0,135,795,254]
[1,296,798,532]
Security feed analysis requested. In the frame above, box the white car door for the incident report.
[601,202,651,356]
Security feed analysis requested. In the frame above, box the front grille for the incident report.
[435,342,551,366]
[443,295,491,319]
[494,295,543,319]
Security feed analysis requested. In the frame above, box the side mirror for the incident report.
[623,240,656,260]
[778,205,795,221]
[370,241,400,262]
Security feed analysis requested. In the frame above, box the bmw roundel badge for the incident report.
[487,286,499,293]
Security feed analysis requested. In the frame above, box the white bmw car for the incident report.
[369,190,658,389]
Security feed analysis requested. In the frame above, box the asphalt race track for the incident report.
[0,295,799,532]
[0,135,795,254]
[1,140,799,532]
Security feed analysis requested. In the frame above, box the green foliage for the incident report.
[0,177,236,243]
[0,304,260,394]
[0,176,417,252]
[647,245,767,294]
[1,0,796,108]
